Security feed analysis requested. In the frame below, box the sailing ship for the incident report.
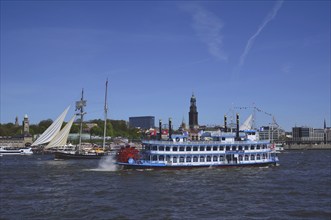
[31,106,74,151]
[54,81,110,159]
[32,81,110,159]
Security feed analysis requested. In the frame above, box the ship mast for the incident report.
[103,79,108,151]
[76,89,87,152]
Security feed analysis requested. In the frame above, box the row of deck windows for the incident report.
[151,154,268,162]
[146,145,267,152]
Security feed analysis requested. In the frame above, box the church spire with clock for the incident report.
[189,93,199,129]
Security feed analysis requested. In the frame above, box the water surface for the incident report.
[1,151,330,219]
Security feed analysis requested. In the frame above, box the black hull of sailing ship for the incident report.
[54,152,105,160]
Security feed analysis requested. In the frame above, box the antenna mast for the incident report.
[103,79,108,151]
[76,89,87,152]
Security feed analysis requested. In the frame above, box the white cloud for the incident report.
[181,4,227,61]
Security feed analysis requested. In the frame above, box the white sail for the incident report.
[32,106,70,146]
[45,115,76,149]
[240,114,253,131]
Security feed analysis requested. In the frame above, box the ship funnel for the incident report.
[224,115,227,132]
[236,113,240,141]
[169,117,172,140]
[159,119,162,140]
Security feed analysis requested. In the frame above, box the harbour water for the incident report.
[1,150,330,219]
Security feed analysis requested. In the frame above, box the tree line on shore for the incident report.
[0,119,140,139]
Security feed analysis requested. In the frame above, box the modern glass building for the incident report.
[292,126,328,144]
[259,126,285,142]
[129,116,155,129]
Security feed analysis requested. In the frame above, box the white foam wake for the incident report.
[89,155,119,172]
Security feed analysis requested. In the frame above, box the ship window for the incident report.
[257,154,261,160]
[220,146,224,151]
[186,157,191,162]
[166,147,170,151]
[206,146,211,151]
[173,147,178,151]
[251,155,255,160]
[239,146,243,151]
[262,154,266,159]
[145,146,150,151]
[200,146,205,151]
[250,145,255,150]
[159,146,164,151]
[239,155,243,161]
[173,157,177,163]
[152,146,157,151]
[222,137,226,141]
[206,156,211,162]
[245,155,249,161]
[213,156,218,162]
[159,155,164,161]
[193,156,198,162]
[200,156,205,162]
[179,147,185,151]
[257,145,260,149]
[186,146,192,151]
[166,155,170,161]
[179,157,185,163]
[213,146,218,151]
[220,156,224,161]
[193,146,198,151]
[152,155,157,161]
[263,144,267,149]
[226,146,230,151]
[232,146,236,151]
[245,146,249,150]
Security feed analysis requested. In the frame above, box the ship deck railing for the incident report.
[136,158,276,166]
[143,140,270,146]
[147,149,272,155]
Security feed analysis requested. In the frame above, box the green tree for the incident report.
[106,120,114,137]
[0,123,22,136]
[90,125,103,136]
[70,123,80,133]
[38,119,53,133]
[0,118,142,140]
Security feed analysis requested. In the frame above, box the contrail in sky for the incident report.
[238,0,283,68]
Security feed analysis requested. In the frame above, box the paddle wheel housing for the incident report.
[117,146,140,163]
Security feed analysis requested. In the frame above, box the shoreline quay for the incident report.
[284,144,331,150]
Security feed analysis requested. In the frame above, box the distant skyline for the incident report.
[1,0,330,131]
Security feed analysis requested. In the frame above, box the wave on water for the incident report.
[88,156,119,172]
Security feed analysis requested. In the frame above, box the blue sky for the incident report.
[1,0,330,131]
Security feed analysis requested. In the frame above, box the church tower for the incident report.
[15,116,19,127]
[189,93,198,129]
[22,114,30,135]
